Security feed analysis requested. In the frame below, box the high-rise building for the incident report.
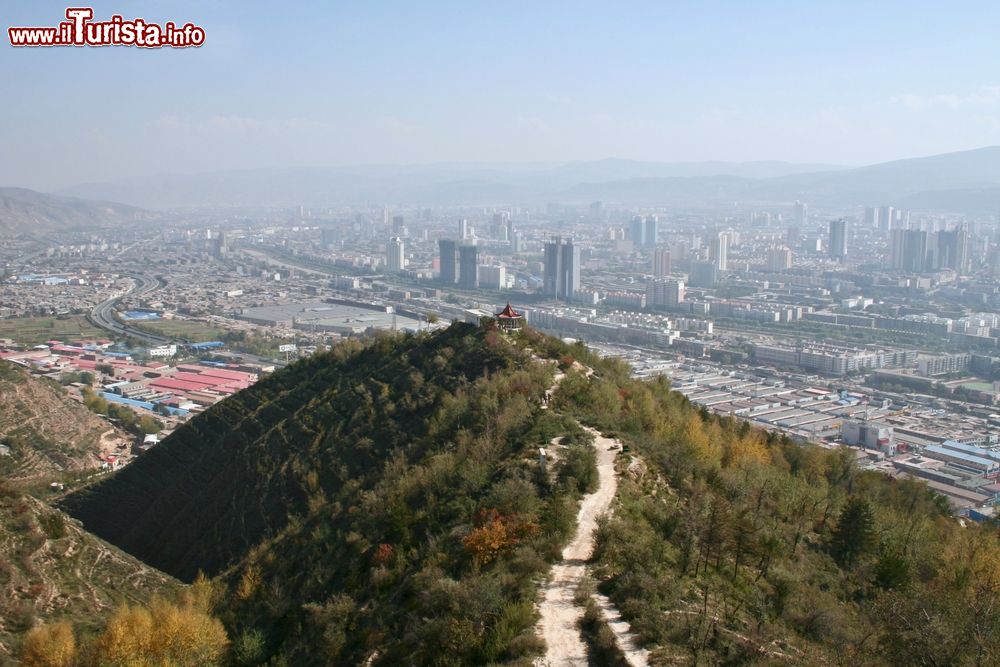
[629,216,645,248]
[786,225,801,246]
[392,215,405,235]
[890,229,928,272]
[478,265,507,290]
[652,247,672,277]
[438,239,457,284]
[491,212,510,241]
[828,219,848,260]
[209,231,226,259]
[387,237,405,273]
[864,207,880,229]
[458,244,478,289]
[320,228,340,249]
[643,216,659,249]
[458,218,470,240]
[794,201,808,226]
[896,210,911,230]
[936,226,969,273]
[510,230,522,254]
[589,201,605,222]
[710,233,728,271]
[878,205,895,232]
[689,260,718,288]
[543,236,580,300]
[766,246,793,271]
[646,278,685,309]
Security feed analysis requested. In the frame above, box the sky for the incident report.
[3,0,1000,190]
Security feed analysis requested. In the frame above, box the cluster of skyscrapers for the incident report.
[543,236,580,300]
[437,238,481,289]
[629,215,660,249]
[889,226,969,273]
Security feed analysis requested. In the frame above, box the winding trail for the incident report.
[533,360,649,666]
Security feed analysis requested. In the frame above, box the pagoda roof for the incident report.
[495,303,522,319]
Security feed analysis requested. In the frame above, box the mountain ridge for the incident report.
[0,187,156,235]
[49,147,1000,212]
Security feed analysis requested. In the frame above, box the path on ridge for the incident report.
[533,363,649,667]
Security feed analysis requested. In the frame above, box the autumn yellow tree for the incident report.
[683,412,722,468]
[20,622,76,667]
[90,596,229,666]
[723,431,770,468]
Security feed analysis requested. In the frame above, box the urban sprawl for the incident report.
[4,200,1000,519]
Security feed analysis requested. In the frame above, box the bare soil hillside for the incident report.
[0,361,129,481]
[0,484,179,660]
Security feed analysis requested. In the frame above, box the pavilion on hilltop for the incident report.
[494,303,524,332]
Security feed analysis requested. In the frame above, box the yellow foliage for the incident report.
[90,597,228,667]
[943,528,1000,597]
[20,622,77,667]
[463,512,539,566]
[181,571,221,613]
[236,564,260,601]
[685,413,722,467]
[725,433,771,468]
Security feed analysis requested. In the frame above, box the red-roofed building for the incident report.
[494,303,524,332]
[149,377,216,393]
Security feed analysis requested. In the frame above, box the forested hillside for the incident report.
[13,323,995,666]
[552,364,1000,665]
[61,324,600,664]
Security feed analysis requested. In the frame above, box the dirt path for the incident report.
[534,425,650,667]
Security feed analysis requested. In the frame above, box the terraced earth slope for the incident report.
[0,360,127,481]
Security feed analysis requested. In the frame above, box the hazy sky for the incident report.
[3,0,1000,190]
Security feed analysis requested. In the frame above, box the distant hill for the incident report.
[0,361,127,481]
[57,159,846,209]
[0,187,154,235]
[556,146,1000,208]
[56,147,1000,212]
[750,145,1000,206]
[898,185,1000,214]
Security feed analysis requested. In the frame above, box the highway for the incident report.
[87,274,287,367]
[87,274,176,345]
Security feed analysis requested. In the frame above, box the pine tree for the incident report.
[829,497,876,567]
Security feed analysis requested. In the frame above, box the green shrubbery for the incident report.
[54,322,1000,665]
[63,324,601,664]
[561,356,1000,665]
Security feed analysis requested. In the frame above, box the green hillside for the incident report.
[62,324,598,664]
[34,324,999,666]
[552,367,1000,665]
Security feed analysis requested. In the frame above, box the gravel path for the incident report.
[534,425,649,667]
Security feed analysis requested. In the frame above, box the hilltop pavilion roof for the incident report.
[495,303,522,319]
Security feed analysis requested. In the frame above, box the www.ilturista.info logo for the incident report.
[8,7,205,48]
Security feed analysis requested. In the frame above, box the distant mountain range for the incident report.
[0,186,156,235]
[49,147,1000,213]
[54,158,845,210]
[1,147,999,221]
